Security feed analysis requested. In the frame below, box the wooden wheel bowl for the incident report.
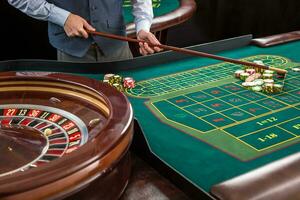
[0,72,134,200]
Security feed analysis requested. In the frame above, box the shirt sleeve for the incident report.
[130,0,153,33]
[7,0,70,27]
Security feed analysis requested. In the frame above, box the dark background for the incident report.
[1,0,300,60]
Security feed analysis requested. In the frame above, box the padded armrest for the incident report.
[211,152,300,200]
[252,31,300,47]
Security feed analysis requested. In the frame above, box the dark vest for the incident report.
[47,0,127,57]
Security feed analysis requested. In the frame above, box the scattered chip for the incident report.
[252,86,262,92]
[292,68,300,72]
[273,84,284,93]
[263,70,275,74]
[245,73,261,82]
[240,72,250,81]
[242,82,250,88]
[247,82,257,87]
[245,75,256,82]
[263,79,274,84]
[262,83,274,93]
[242,82,256,89]
[253,79,264,86]
[234,61,285,94]
[253,60,264,65]
[246,69,256,75]
[234,70,245,78]
[262,73,273,80]
[254,73,262,79]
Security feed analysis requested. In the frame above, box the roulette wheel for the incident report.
[0,72,134,199]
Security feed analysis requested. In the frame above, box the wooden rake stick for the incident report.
[87,30,288,75]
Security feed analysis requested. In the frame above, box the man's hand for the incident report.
[137,30,163,55]
[64,13,95,38]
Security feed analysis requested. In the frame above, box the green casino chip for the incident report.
[264,70,275,74]
[263,79,274,84]
[262,83,274,93]
[113,75,122,84]
[113,83,124,92]
[240,72,250,81]
[253,79,264,86]
[252,86,262,92]
[273,84,284,93]
[262,73,273,79]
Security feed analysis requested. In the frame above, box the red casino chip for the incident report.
[123,77,136,89]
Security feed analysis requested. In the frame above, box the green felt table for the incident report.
[0,35,299,198]
[81,37,300,194]
[123,0,179,24]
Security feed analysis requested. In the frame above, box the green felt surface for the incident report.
[81,40,300,192]
[122,0,180,24]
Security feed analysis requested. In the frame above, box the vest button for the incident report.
[91,6,97,10]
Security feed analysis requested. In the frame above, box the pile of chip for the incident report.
[234,60,284,94]
[103,74,135,91]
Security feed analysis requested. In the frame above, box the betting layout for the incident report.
[127,55,300,161]
[0,104,88,177]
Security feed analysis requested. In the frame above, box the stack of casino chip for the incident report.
[246,68,256,75]
[253,60,265,73]
[123,77,135,89]
[112,82,124,91]
[234,70,244,78]
[113,75,122,83]
[234,60,284,94]
[239,72,250,81]
[103,74,115,84]
[103,74,136,92]
[103,73,123,91]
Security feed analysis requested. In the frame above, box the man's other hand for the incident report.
[137,30,163,55]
